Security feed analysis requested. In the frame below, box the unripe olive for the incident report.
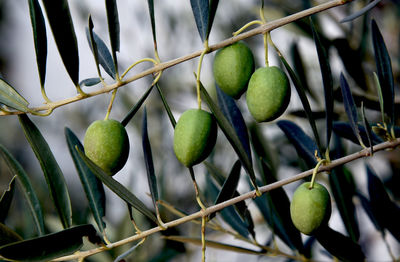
[173,109,217,167]
[246,66,290,122]
[84,119,129,175]
[213,42,255,99]
[290,182,331,235]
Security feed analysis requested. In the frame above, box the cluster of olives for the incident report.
[290,182,331,235]
[213,41,291,122]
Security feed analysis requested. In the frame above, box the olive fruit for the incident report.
[246,66,290,122]
[290,182,331,235]
[213,42,255,99]
[173,109,217,167]
[84,119,129,175]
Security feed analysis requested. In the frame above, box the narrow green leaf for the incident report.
[65,128,106,233]
[340,73,364,147]
[278,53,322,154]
[209,160,241,220]
[85,26,116,79]
[142,107,159,209]
[42,0,79,86]
[105,0,120,74]
[0,144,45,235]
[200,83,258,192]
[0,176,16,223]
[0,224,101,261]
[277,120,318,168]
[207,0,219,40]
[28,0,47,87]
[333,121,382,146]
[367,165,400,242]
[310,18,334,150]
[121,85,154,127]
[259,159,304,253]
[76,148,158,224]
[361,102,373,152]
[0,222,23,246]
[374,72,386,123]
[357,192,385,232]
[164,236,261,255]
[147,0,157,49]
[341,0,381,23]
[190,0,209,42]
[372,19,395,125]
[0,78,29,112]
[79,77,101,87]
[204,161,254,237]
[18,114,72,229]
[315,226,365,262]
[216,85,251,162]
[156,83,176,128]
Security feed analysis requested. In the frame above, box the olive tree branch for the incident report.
[0,0,355,116]
[52,138,400,261]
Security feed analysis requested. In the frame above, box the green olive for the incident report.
[84,119,129,175]
[213,42,255,99]
[173,109,217,167]
[290,182,331,235]
[246,66,290,122]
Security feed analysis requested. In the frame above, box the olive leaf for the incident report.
[0,176,16,223]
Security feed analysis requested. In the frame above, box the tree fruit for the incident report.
[246,66,290,122]
[290,182,331,235]
[84,119,129,175]
[173,109,217,167]
[213,42,255,99]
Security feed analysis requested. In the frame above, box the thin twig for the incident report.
[0,0,355,116]
[52,138,400,261]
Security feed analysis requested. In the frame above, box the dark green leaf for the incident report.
[18,114,72,229]
[147,0,157,49]
[42,0,79,86]
[341,0,381,23]
[310,18,334,150]
[0,144,45,235]
[76,148,158,224]
[207,0,219,40]
[190,0,209,42]
[372,19,395,125]
[28,0,47,87]
[207,176,249,238]
[156,83,176,128]
[315,226,365,262]
[332,38,367,90]
[209,160,241,220]
[278,53,322,153]
[121,85,154,127]
[339,73,364,146]
[142,107,159,209]
[329,168,359,241]
[216,85,251,162]
[0,78,30,112]
[204,161,255,238]
[65,128,106,233]
[0,222,23,246]
[259,159,303,253]
[79,77,101,87]
[0,176,16,223]
[367,165,400,242]
[200,83,258,192]
[105,0,120,74]
[277,120,318,167]
[0,224,101,261]
[361,102,373,151]
[357,192,384,232]
[333,121,382,146]
[85,26,116,79]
